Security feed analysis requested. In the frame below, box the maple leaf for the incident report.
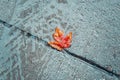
[48,27,72,51]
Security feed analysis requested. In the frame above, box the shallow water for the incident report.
[0,0,120,80]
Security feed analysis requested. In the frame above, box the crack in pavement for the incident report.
[0,19,120,79]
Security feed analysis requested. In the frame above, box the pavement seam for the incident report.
[0,19,120,79]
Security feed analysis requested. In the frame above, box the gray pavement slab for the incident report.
[0,0,120,80]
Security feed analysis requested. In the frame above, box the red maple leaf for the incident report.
[48,27,72,51]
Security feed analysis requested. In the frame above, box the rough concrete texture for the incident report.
[0,0,120,80]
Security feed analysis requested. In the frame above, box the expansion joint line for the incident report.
[0,19,120,79]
